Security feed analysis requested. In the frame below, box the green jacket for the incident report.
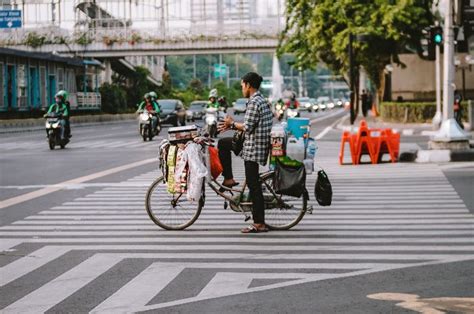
[47,102,69,117]
[207,100,219,109]
[138,100,160,113]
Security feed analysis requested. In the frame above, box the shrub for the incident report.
[99,83,127,114]
[24,32,46,48]
[380,101,469,123]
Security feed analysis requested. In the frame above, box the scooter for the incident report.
[205,107,224,138]
[45,113,69,150]
[286,107,300,119]
[275,103,286,121]
[139,110,160,141]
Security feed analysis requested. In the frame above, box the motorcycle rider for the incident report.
[285,92,300,109]
[275,98,286,120]
[137,93,159,133]
[207,89,220,109]
[218,96,228,113]
[148,91,161,114]
[44,90,70,140]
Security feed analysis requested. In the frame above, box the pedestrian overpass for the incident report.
[0,0,284,83]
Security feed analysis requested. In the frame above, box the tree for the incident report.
[278,0,434,104]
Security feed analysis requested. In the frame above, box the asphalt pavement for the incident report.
[0,107,473,313]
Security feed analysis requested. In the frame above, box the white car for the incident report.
[297,97,313,112]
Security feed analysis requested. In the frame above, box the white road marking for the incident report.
[91,263,184,313]
[0,246,71,286]
[0,158,156,209]
[2,254,122,313]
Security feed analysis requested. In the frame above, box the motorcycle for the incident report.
[139,110,160,141]
[286,107,300,119]
[275,103,286,121]
[205,107,224,138]
[45,113,69,150]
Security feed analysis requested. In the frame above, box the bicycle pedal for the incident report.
[244,215,251,222]
[306,205,313,214]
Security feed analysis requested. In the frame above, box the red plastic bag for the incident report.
[208,146,223,179]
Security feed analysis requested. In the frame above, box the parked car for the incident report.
[297,97,313,112]
[232,98,248,115]
[158,99,186,126]
[186,101,207,121]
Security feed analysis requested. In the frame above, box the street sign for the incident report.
[213,64,227,78]
[0,10,22,29]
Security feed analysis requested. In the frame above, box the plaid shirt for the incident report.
[240,91,273,165]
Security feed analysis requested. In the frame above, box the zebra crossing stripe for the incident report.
[91,263,185,313]
[2,254,122,314]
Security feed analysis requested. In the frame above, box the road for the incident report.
[0,108,473,313]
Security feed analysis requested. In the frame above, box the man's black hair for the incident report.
[241,72,263,89]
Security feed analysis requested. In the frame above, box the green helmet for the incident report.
[55,90,68,101]
[144,93,151,100]
[149,91,158,99]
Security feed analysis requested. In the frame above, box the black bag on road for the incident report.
[315,169,332,206]
[273,159,306,198]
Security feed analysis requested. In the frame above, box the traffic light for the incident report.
[426,26,443,60]
[431,26,443,45]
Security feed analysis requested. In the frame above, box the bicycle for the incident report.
[145,136,308,230]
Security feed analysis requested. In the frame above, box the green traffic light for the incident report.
[434,33,442,44]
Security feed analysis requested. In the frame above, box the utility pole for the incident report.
[431,0,470,148]
[349,33,356,125]
[432,40,442,129]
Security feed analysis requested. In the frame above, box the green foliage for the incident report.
[124,66,154,108]
[189,78,204,95]
[24,32,46,48]
[99,83,128,113]
[381,101,469,123]
[75,33,92,46]
[380,102,436,123]
[279,0,434,96]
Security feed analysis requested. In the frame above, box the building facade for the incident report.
[0,48,102,112]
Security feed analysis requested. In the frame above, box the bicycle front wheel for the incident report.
[145,176,203,230]
[261,172,307,230]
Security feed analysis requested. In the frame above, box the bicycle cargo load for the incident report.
[168,125,199,143]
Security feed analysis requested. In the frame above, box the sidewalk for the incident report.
[0,113,136,134]
[336,114,474,163]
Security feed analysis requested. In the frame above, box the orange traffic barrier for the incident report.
[339,131,356,165]
[339,120,400,165]
[354,121,377,164]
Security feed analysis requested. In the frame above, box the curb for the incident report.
[415,149,474,163]
[0,114,136,134]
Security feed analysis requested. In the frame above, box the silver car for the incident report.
[233,98,248,115]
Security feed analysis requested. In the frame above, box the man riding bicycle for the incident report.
[218,72,273,233]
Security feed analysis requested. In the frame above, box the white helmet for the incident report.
[209,89,218,99]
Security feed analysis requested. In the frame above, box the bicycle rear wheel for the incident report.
[261,172,307,230]
[145,176,203,230]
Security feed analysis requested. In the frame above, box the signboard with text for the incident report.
[0,10,22,29]
[213,64,227,78]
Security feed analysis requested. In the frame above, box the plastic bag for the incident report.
[166,145,177,193]
[174,146,188,193]
[159,140,170,180]
[208,146,223,179]
[185,143,208,202]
